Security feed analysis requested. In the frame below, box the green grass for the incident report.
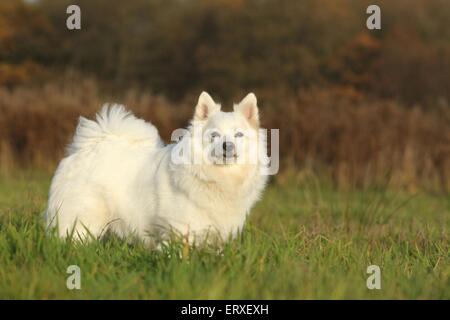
[0,171,448,299]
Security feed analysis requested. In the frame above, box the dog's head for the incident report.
[171,91,264,184]
[191,91,260,167]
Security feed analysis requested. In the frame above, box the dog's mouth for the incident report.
[209,141,240,165]
[212,153,238,165]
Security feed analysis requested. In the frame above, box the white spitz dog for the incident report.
[45,92,268,246]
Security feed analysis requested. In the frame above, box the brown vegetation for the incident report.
[1,0,449,105]
[0,80,448,191]
[0,0,449,190]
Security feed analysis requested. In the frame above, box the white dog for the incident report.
[45,92,268,246]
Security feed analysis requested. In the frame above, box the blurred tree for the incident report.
[0,0,447,105]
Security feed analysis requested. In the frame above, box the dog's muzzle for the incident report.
[222,141,235,158]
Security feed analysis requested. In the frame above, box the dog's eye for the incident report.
[235,132,244,138]
[210,131,221,139]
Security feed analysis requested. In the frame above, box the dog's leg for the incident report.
[52,196,110,242]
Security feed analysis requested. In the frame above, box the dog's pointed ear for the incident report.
[194,92,221,121]
[234,93,259,127]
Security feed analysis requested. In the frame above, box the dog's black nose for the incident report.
[222,141,235,153]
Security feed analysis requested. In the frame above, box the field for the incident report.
[0,0,448,301]
[0,171,448,299]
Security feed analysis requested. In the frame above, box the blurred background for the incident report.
[0,0,449,190]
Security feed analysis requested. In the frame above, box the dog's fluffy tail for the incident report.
[68,104,163,154]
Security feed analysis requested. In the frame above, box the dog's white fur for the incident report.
[45,92,267,246]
